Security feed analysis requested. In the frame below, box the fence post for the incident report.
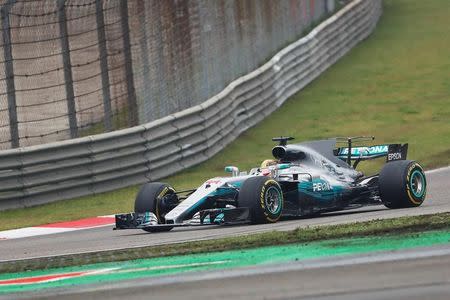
[95,0,112,131]
[1,0,19,148]
[58,0,78,139]
[120,0,138,127]
[136,0,151,123]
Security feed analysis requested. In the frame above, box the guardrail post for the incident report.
[95,0,112,131]
[58,0,78,139]
[1,0,19,148]
[120,0,138,127]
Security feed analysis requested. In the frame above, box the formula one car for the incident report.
[114,136,427,232]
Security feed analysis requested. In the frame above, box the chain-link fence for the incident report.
[0,0,332,150]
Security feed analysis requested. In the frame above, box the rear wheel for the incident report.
[379,160,427,209]
[238,176,283,224]
[134,182,177,232]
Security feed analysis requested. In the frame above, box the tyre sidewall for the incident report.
[239,177,283,224]
[134,182,175,223]
[379,160,426,208]
[405,162,427,206]
[259,179,283,222]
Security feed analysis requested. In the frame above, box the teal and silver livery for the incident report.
[115,136,426,232]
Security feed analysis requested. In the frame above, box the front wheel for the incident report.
[379,160,427,209]
[134,182,177,232]
[238,176,283,224]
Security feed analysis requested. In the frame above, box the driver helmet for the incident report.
[261,159,278,168]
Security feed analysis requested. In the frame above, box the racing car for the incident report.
[114,136,427,232]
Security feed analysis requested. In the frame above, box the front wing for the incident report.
[114,207,250,230]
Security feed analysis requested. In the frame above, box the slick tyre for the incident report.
[134,182,176,232]
[379,160,427,209]
[238,176,283,224]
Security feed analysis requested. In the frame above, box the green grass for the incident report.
[1,212,449,273]
[0,0,449,230]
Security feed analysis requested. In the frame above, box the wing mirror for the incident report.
[224,166,239,177]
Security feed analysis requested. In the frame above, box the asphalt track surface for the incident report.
[9,245,450,300]
[0,167,449,262]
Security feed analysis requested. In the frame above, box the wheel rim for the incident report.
[410,170,425,198]
[157,189,175,220]
[265,186,282,214]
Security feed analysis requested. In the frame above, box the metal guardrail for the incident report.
[0,0,382,210]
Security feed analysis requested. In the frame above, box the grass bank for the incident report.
[0,0,449,230]
[1,212,449,273]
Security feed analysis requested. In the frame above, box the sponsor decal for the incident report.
[339,145,388,156]
[260,182,267,214]
[387,152,402,161]
[312,181,332,192]
[205,179,222,185]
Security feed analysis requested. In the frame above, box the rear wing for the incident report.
[334,143,408,163]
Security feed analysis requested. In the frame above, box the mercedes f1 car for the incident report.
[114,136,427,232]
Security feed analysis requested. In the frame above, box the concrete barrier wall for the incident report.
[0,0,382,210]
